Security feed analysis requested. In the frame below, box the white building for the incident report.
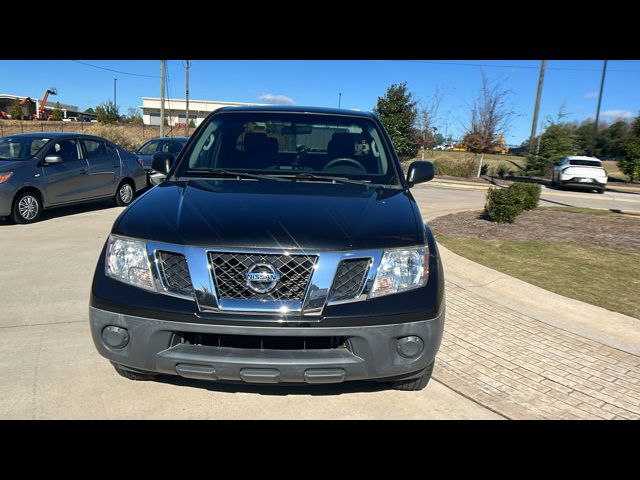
[141,97,265,127]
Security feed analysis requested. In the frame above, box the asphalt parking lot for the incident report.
[2,184,639,419]
[0,197,500,420]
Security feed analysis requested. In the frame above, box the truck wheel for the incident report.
[12,190,42,224]
[115,181,135,207]
[389,361,435,391]
[111,362,157,381]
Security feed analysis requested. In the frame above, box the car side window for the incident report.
[82,139,108,158]
[49,139,81,162]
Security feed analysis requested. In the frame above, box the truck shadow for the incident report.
[152,375,390,396]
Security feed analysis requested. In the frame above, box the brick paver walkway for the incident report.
[434,282,640,419]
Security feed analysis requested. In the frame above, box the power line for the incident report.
[392,60,640,73]
[71,60,160,78]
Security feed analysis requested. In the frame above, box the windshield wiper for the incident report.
[181,169,287,182]
[272,172,374,186]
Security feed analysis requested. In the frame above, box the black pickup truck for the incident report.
[90,106,445,391]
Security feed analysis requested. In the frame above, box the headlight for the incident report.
[369,246,429,298]
[0,172,13,184]
[105,235,156,291]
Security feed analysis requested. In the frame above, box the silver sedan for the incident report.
[0,132,146,223]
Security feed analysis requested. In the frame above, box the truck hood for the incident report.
[114,179,420,250]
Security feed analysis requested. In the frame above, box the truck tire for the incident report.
[111,362,157,381]
[389,361,435,391]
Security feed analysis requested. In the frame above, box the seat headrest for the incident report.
[244,132,268,153]
[327,133,355,158]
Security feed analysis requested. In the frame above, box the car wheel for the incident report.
[389,361,435,391]
[597,188,605,194]
[12,190,42,224]
[115,181,135,207]
[111,362,157,381]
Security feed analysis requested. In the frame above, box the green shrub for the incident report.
[433,157,477,177]
[497,163,510,178]
[480,163,489,176]
[485,187,524,223]
[508,182,541,210]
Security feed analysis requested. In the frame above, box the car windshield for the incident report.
[137,140,161,155]
[138,139,185,155]
[175,112,400,186]
[0,137,50,160]
[569,159,601,167]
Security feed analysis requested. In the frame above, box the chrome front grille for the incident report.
[157,251,193,296]
[330,258,371,301]
[208,252,318,301]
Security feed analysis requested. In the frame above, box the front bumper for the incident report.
[90,306,445,384]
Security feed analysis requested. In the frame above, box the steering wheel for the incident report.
[324,157,367,173]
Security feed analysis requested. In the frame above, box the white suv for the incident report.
[551,156,608,194]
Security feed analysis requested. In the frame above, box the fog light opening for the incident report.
[396,336,424,359]
[102,326,130,349]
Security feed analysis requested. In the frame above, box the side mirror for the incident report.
[44,155,63,165]
[151,152,174,174]
[406,161,435,187]
[149,172,166,186]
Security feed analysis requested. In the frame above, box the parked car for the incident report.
[90,106,445,391]
[0,132,146,223]
[551,155,608,193]
[135,136,189,183]
[434,143,454,151]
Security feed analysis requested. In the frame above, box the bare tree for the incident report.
[416,89,444,151]
[462,74,516,176]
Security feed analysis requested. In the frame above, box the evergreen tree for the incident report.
[373,82,419,159]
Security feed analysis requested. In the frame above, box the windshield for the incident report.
[137,140,161,155]
[138,139,185,155]
[0,137,50,160]
[175,112,400,185]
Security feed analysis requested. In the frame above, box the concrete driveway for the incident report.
[0,200,499,420]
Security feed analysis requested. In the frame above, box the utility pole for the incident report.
[591,60,608,156]
[529,60,547,155]
[185,60,191,135]
[160,60,166,138]
[113,78,117,109]
[338,92,342,109]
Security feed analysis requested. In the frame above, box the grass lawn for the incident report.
[415,150,527,172]
[436,236,640,319]
[602,160,626,181]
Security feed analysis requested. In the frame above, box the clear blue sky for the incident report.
[1,60,639,145]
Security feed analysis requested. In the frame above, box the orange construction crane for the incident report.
[37,88,57,119]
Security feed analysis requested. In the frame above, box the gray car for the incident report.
[0,132,146,223]
[135,137,189,173]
